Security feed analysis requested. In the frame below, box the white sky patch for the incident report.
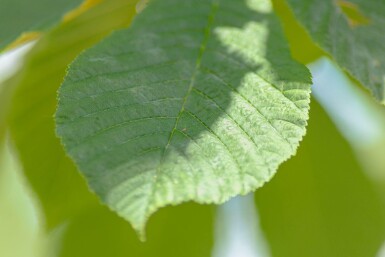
[0,42,35,84]
[309,57,385,147]
[378,242,385,257]
[212,194,271,257]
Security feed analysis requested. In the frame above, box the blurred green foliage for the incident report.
[0,143,43,257]
[59,204,214,257]
[256,100,385,257]
[271,0,323,64]
[0,0,82,49]
[6,0,139,229]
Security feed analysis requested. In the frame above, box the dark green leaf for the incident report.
[287,0,385,103]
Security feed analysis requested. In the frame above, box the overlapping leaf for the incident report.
[286,0,385,103]
[57,0,311,235]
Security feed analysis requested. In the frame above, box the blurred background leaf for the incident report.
[0,137,215,257]
[5,0,139,229]
[57,203,214,257]
[0,140,44,257]
[310,58,385,187]
[286,0,385,103]
[0,0,83,50]
[271,0,323,64]
[255,98,385,257]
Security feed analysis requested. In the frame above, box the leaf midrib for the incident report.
[161,0,219,158]
[140,0,220,226]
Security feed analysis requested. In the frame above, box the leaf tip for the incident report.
[131,219,149,242]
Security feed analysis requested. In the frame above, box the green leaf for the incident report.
[286,0,385,103]
[56,0,312,236]
[0,0,83,50]
[255,100,385,257]
[7,0,139,229]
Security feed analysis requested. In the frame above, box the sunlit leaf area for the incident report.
[1,0,385,256]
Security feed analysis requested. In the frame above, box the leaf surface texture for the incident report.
[57,0,312,234]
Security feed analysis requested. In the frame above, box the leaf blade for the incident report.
[57,0,312,235]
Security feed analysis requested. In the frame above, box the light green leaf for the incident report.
[7,0,140,229]
[286,0,385,103]
[255,100,385,257]
[0,141,44,257]
[56,0,311,236]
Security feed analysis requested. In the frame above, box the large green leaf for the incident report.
[7,0,139,229]
[255,100,385,257]
[56,0,311,235]
[286,0,385,103]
